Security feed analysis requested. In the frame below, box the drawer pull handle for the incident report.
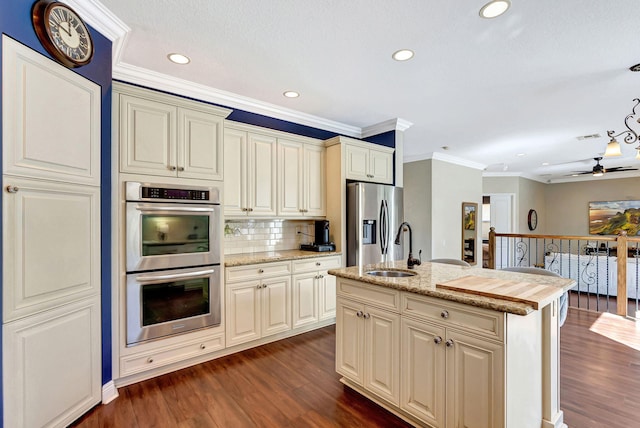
[200,344,206,350]
[356,310,363,318]
[441,310,449,319]
[434,336,443,344]
[445,339,454,348]
[147,357,154,363]
[363,312,370,319]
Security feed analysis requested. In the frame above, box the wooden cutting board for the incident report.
[436,275,562,309]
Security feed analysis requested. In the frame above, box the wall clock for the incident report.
[527,209,538,231]
[31,0,94,68]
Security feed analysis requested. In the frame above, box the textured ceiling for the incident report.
[96,0,640,183]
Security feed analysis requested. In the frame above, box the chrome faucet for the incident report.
[394,222,421,269]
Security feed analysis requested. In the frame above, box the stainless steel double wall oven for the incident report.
[125,182,222,346]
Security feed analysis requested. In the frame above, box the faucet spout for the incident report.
[395,222,421,269]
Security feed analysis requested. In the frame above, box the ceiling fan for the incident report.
[569,157,638,176]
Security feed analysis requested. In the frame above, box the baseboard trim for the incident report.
[101,380,119,404]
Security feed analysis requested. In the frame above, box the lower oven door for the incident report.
[126,265,221,346]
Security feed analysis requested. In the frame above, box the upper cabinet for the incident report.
[224,122,325,219]
[223,125,277,217]
[278,138,326,217]
[114,82,231,180]
[344,139,394,185]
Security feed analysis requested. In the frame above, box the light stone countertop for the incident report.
[328,261,576,316]
[224,249,342,267]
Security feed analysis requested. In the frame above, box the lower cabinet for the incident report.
[291,256,340,328]
[226,275,291,347]
[336,279,509,428]
[336,298,401,406]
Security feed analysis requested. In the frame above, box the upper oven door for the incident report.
[126,202,221,272]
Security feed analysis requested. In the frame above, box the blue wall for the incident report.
[0,1,113,423]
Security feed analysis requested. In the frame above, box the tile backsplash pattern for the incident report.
[224,219,315,255]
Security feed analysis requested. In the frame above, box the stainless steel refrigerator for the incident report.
[347,182,404,266]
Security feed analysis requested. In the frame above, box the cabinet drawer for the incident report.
[120,333,225,377]
[402,294,504,341]
[226,261,291,282]
[336,279,400,312]
[292,256,341,273]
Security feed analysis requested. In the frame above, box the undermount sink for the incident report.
[366,270,417,278]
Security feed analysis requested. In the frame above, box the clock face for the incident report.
[32,0,94,68]
[528,209,538,231]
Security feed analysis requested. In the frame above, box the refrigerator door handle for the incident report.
[380,200,389,255]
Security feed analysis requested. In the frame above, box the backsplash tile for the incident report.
[224,219,315,255]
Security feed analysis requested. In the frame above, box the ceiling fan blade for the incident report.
[606,167,638,172]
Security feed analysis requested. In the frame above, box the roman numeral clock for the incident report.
[31,0,94,68]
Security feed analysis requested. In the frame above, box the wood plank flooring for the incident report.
[73,307,640,427]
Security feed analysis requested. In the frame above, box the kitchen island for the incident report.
[328,261,574,428]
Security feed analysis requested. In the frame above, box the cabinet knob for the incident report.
[433,336,443,344]
[445,339,454,348]
[440,310,449,319]
[256,284,262,289]
[258,269,264,273]
[168,165,177,171]
[177,166,185,172]
[363,312,370,319]
[147,357,154,363]
[318,274,324,279]
[5,185,19,193]
[316,262,321,266]
[249,208,254,212]
[200,344,206,350]
[356,310,364,318]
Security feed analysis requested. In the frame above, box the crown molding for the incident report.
[361,118,413,138]
[404,152,487,170]
[113,62,362,138]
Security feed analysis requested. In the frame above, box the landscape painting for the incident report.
[589,200,640,235]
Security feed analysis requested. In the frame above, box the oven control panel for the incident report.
[141,186,209,201]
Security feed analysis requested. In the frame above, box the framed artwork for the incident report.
[589,200,640,235]
[463,202,477,230]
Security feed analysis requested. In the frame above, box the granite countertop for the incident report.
[328,261,576,316]
[224,249,342,267]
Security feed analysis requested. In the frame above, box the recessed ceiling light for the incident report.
[479,0,511,19]
[542,162,550,166]
[516,153,526,157]
[167,53,190,64]
[392,49,414,61]
[283,91,300,98]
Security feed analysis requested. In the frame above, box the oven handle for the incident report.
[136,269,215,283]
[135,205,215,213]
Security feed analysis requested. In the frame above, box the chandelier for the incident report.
[605,98,640,160]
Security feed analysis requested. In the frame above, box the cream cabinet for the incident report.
[225,262,291,347]
[115,82,231,180]
[336,297,401,406]
[345,142,394,184]
[223,127,277,217]
[291,256,340,328]
[335,277,549,428]
[277,139,326,217]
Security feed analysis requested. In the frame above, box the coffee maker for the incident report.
[300,220,336,252]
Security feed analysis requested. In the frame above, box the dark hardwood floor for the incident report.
[73,308,640,427]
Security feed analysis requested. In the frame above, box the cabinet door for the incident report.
[277,139,303,217]
[446,330,504,428]
[336,298,364,384]
[261,276,291,337]
[178,108,224,180]
[226,280,261,346]
[3,178,100,322]
[223,128,248,216]
[304,144,326,216]
[401,318,446,427]
[119,94,177,177]
[292,273,318,328]
[3,296,101,428]
[364,305,401,406]
[369,148,393,184]
[345,144,370,181]
[248,133,277,216]
[318,271,336,320]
